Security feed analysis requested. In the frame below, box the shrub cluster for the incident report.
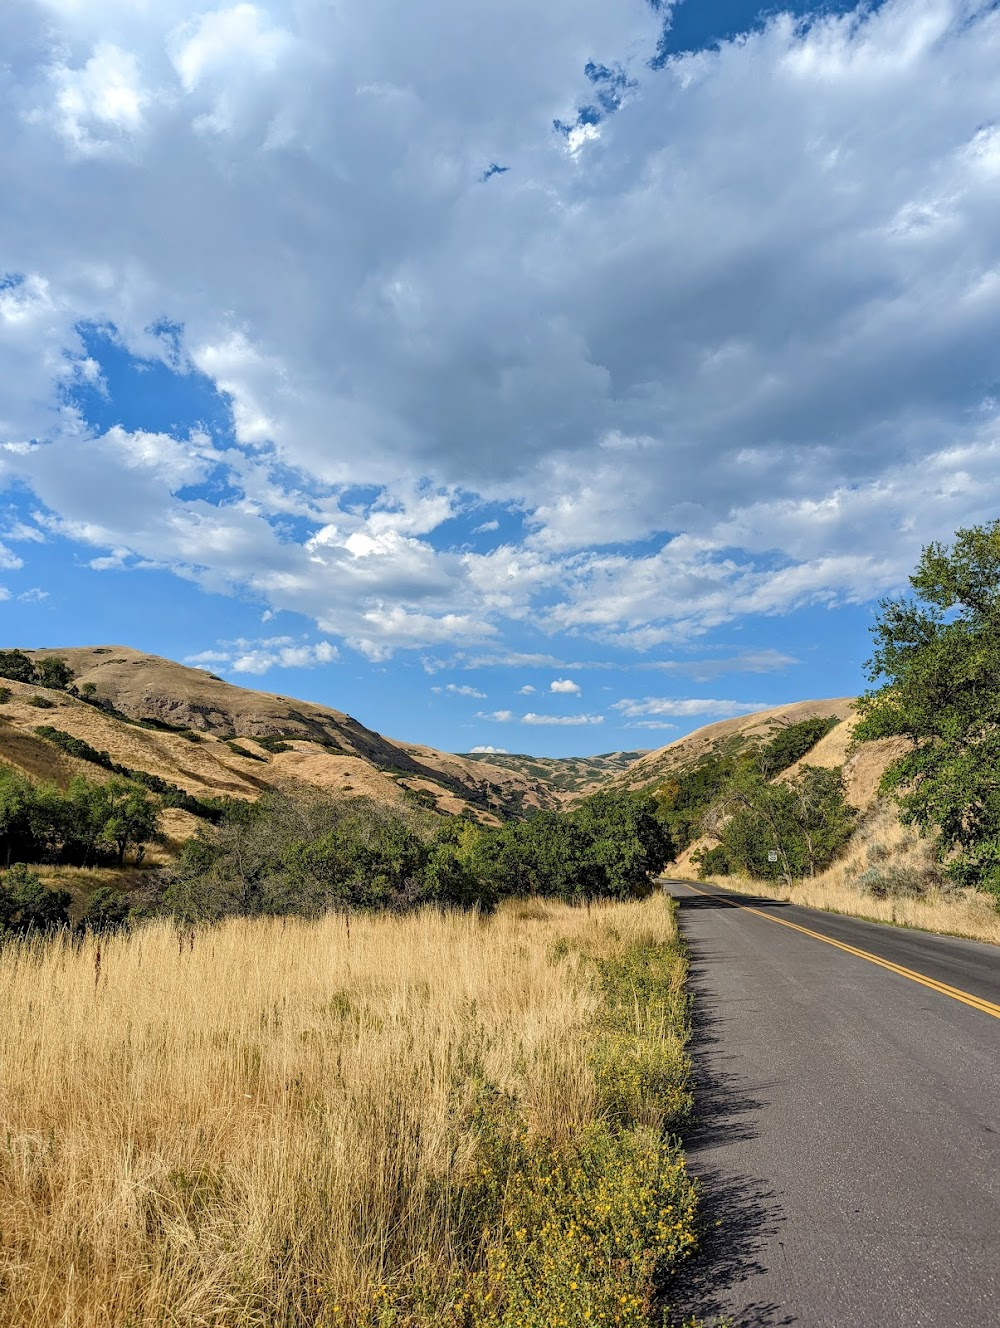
[0,764,160,869]
[33,727,229,820]
[0,650,74,690]
[654,715,840,854]
[691,764,856,882]
[0,862,71,936]
[162,789,675,923]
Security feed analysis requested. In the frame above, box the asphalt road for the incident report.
[662,879,1000,1328]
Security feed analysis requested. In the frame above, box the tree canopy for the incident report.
[855,520,1000,899]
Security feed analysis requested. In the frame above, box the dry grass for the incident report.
[0,896,691,1327]
[693,803,1000,947]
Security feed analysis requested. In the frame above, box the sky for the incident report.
[1,0,999,758]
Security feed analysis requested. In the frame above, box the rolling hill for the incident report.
[598,696,902,810]
[0,647,559,833]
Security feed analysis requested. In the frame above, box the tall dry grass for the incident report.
[0,896,689,1327]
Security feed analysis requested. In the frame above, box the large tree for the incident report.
[855,521,1000,899]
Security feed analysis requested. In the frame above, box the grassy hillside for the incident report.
[461,748,650,796]
[604,698,858,793]
[1,646,558,823]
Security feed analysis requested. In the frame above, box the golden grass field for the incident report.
[0,897,696,1328]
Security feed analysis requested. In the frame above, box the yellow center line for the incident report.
[677,880,1000,1021]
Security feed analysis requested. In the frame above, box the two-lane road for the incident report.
[663,880,1000,1327]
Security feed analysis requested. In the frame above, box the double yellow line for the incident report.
[678,881,1000,1021]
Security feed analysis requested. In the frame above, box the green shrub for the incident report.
[0,863,71,935]
[27,694,55,709]
[82,885,132,933]
[225,741,268,762]
[36,657,74,690]
[0,649,36,684]
[759,716,840,777]
[254,735,294,754]
[853,863,935,899]
[692,843,730,879]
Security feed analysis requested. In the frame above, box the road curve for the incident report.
[663,879,1000,1328]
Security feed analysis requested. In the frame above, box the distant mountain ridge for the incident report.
[461,749,650,795]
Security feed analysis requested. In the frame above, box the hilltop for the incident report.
[0,646,559,832]
[599,696,901,810]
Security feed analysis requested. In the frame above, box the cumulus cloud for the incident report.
[1,0,999,657]
[470,744,507,753]
[549,678,581,694]
[445,683,487,699]
[517,684,536,694]
[186,636,339,674]
[476,709,513,722]
[612,697,771,719]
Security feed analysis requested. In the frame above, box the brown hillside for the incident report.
[602,698,858,796]
[1,647,557,822]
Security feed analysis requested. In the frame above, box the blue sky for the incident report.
[1,0,999,757]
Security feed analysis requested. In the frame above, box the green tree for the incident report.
[0,767,41,866]
[571,792,674,899]
[35,656,74,690]
[703,765,854,882]
[855,520,1000,900]
[92,778,161,865]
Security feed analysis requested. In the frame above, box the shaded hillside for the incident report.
[460,749,649,797]
[1,647,557,824]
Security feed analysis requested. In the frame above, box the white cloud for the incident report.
[170,4,292,95]
[1,0,1000,657]
[473,519,500,533]
[521,712,604,726]
[612,697,771,720]
[470,745,507,754]
[17,587,49,602]
[43,42,152,157]
[476,709,513,722]
[445,683,487,699]
[186,637,339,674]
[517,683,536,694]
[550,677,580,694]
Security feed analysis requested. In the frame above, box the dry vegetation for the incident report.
[0,896,696,1327]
